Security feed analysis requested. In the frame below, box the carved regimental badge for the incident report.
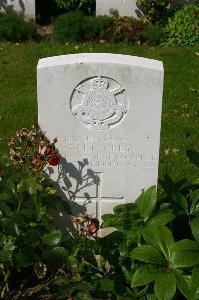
[71,76,128,130]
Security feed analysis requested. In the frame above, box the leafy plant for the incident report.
[142,24,163,45]
[164,3,199,47]
[0,13,36,42]
[53,11,87,42]
[0,125,199,299]
[100,150,199,299]
[110,16,146,43]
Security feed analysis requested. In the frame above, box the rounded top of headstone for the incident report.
[37,53,163,72]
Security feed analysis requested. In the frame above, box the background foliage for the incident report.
[0,13,36,42]
[164,3,199,47]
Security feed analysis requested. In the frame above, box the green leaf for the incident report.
[136,186,157,220]
[131,265,159,287]
[69,255,78,270]
[26,230,40,247]
[0,233,6,247]
[142,225,174,260]
[2,218,20,236]
[0,193,9,201]
[154,271,176,300]
[190,190,199,215]
[148,210,175,226]
[131,245,164,264]
[42,230,62,246]
[15,250,33,267]
[190,266,199,298]
[73,281,94,292]
[175,270,190,299]
[191,216,199,242]
[98,278,115,292]
[172,190,189,214]
[76,291,94,300]
[172,239,199,268]
[51,246,68,259]
[54,276,69,287]
[146,295,156,300]
[186,150,199,168]
[17,175,42,195]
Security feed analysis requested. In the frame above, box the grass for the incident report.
[0,41,198,181]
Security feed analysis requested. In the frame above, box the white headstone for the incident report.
[96,0,139,18]
[37,53,164,221]
[0,0,35,20]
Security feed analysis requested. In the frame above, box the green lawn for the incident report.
[0,41,198,181]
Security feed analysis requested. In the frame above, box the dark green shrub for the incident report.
[142,24,163,45]
[0,13,36,42]
[53,13,111,42]
[93,15,112,38]
[164,3,199,47]
[53,12,87,42]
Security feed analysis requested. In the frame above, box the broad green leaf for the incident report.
[172,239,199,268]
[2,218,20,236]
[136,186,157,220]
[101,214,119,228]
[26,230,40,247]
[51,246,68,259]
[17,175,42,195]
[54,276,69,287]
[0,193,9,201]
[186,150,199,168]
[98,278,115,292]
[190,266,199,298]
[131,265,159,287]
[69,255,78,270]
[131,245,164,264]
[173,239,199,251]
[113,203,137,215]
[76,291,94,300]
[42,230,62,246]
[0,249,13,263]
[172,191,188,214]
[147,210,175,226]
[74,281,94,292]
[191,216,199,242]
[15,250,33,267]
[0,233,6,247]
[154,271,176,300]
[175,270,190,299]
[190,190,199,215]
[146,295,156,300]
[142,224,174,260]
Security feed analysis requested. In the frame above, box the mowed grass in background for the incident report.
[0,41,198,181]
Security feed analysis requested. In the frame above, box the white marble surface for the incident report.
[0,0,35,19]
[96,0,139,18]
[37,53,164,221]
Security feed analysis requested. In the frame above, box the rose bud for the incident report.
[87,218,100,235]
[48,154,60,166]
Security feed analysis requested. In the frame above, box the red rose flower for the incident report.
[48,154,60,166]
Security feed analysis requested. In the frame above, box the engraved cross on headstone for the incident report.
[75,172,124,221]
